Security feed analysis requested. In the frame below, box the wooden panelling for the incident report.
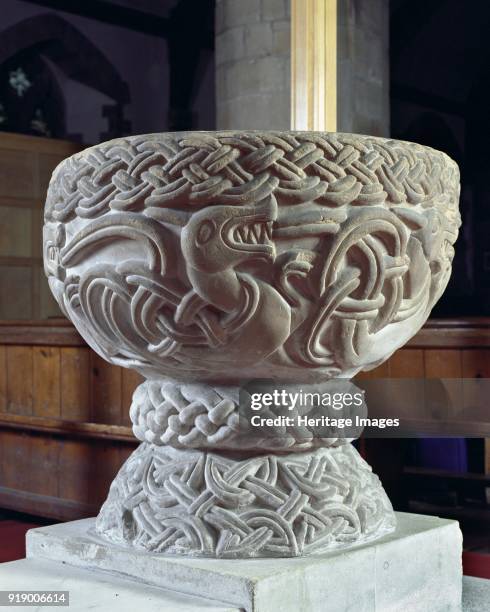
[423,350,463,420]
[33,346,61,418]
[57,439,93,504]
[0,206,32,257]
[0,317,488,520]
[388,349,425,378]
[0,428,131,520]
[461,350,490,474]
[0,430,31,491]
[91,353,122,424]
[57,439,129,507]
[0,486,97,522]
[389,349,426,420]
[38,153,68,199]
[90,443,128,506]
[461,349,490,414]
[0,132,82,320]
[27,435,59,497]
[356,359,390,380]
[407,318,490,348]
[0,149,37,199]
[0,266,33,319]
[0,132,82,157]
[0,413,134,442]
[60,347,91,421]
[0,346,6,412]
[6,346,33,415]
[424,349,463,378]
[122,368,144,426]
[0,320,83,346]
[461,349,490,378]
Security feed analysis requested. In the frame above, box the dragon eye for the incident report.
[196,220,215,245]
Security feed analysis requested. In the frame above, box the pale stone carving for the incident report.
[43,131,460,558]
[96,444,394,557]
[128,378,365,450]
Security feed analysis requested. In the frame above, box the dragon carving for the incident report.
[43,131,460,382]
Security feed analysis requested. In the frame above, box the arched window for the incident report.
[0,14,130,141]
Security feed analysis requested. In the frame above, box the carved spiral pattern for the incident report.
[95,443,395,558]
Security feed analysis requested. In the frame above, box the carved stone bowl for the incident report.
[43,132,460,558]
[44,131,460,384]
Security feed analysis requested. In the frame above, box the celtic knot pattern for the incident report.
[43,131,461,382]
[130,380,241,448]
[43,130,460,558]
[46,132,459,221]
[129,379,351,451]
[95,443,395,558]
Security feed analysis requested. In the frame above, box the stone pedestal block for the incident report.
[0,559,239,612]
[26,512,462,612]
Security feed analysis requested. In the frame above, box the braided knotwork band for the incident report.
[44,131,460,381]
[129,379,353,451]
[96,443,395,558]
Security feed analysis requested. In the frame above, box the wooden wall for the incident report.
[0,132,81,320]
[0,318,488,520]
[0,320,141,520]
[357,319,490,439]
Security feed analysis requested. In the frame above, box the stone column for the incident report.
[337,0,390,136]
[215,0,291,130]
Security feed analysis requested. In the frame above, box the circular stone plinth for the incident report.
[95,443,395,558]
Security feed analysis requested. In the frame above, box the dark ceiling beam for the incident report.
[19,0,170,37]
[391,83,466,118]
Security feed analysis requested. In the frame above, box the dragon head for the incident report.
[181,197,277,273]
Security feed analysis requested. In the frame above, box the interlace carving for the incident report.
[96,443,395,558]
[44,132,460,381]
[129,379,350,451]
[43,131,460,558]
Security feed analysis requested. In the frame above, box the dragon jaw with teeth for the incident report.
[179,196,291,364]
[181,197,277,274]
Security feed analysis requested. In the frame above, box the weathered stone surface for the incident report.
[26,513,463,612]
[462,576,490,612]
[44,131,460,383]
[244,23,274,58]
[127,377,365,450]
[215,27,245,66]
[216,1,290,129]
[0,558,240,611]
[95,443,394,557]
[218,0,261,29]
[262,0,287,21]
[43,130,460,559]
[3,557,486,611]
